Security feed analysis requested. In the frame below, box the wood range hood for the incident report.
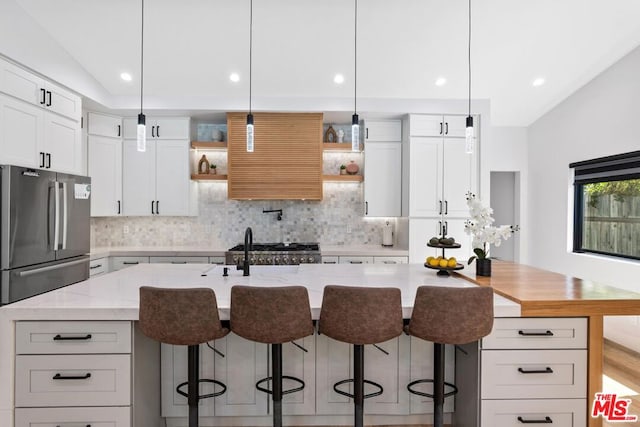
[227,112,323,200]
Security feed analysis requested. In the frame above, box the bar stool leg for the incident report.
[354,344,364,427]
[272,343,283,427]
[433,342,445,427]
[188,344,199,427]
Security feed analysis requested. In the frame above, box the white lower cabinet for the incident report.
[480,317,588,427]
[90,257,109,276]
[481,399,586,427]
[149,256,209,264]
[15,406,131,427]
[337,256,374,264]
[111,256,150,271]
[408,337,455,414]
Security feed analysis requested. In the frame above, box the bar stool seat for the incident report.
[406,285,494,427]
[139,286,229,427]
[318,285,403,427]
[230,285,314,427]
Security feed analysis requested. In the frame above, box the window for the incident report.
[571,151,640,260]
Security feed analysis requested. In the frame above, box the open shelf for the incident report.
[191,174,228,181]
[191,141,227,150]
[322,174,363,182]
[323,142,363,152]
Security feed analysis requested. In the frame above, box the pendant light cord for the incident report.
[354,0,358,114]
[140,0,144,115]
[468,0,471,117]
[249,0,253,115]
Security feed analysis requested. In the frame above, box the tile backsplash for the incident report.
[91,183,408,249]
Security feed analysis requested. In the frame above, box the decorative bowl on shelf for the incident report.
[346,161,359,175]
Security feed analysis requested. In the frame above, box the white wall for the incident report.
[528,45,640,350]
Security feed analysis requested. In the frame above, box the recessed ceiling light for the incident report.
[229,73,240,82]
[120,72,132,82]
[532,77,545,87]
[435,77,447,86]
[334,74,345,84]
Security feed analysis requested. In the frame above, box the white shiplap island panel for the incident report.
[0,263,519,427]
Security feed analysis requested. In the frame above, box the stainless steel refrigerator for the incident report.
[1,165,90,305]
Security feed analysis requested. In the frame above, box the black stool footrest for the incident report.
[256,375,305,396]
[407,379,458,398]
[176,378,227,399]
[334,378,383,399]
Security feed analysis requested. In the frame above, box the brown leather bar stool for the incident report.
[318,285,404,427]
[406,286,494,427]
[230,285,314,427]
[139,286,229,427]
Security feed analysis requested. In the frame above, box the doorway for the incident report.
[490,171,520,262]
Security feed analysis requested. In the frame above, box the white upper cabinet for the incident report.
[409,115,467,138]
[0,57,81,122]
[409,137,443,217]
[88,112,122,138]
[122,117,189,140]
[0,94,42,168]
[88,136,122,217]
[363,120,402,217]
[43,113,82,174]
[364,120,402,142]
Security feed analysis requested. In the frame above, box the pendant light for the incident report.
[137,0,146,152]
[351,0,359,152]
[465,0,474,154]
[246,0,254,152]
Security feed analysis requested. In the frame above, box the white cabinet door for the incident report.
[88,135,122,216]
[213,333,269,416]
[44,113,82,174]
[122,139,156,216]
[155,140,190,216]
[0,94,42,168]
[338,256,374,264]
[409,115,443,137]
[364,120,401,142]
[442,115,467,138]
[111,256,149,271]
[442,138,476,217]
[408,218,442,263]
[409,337,455,414]
[280,336,316,415]
[409,137,442,217]
[0,58,43,105]
[88,112,122,138]
[364,141,402,217]
[44,81,81,121]
[153,117,190,139]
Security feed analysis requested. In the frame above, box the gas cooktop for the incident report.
[227,242,319,252]
[225,242,321,265]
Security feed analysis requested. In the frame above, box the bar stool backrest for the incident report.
[139,286,229,346]
[407,286,494,344]
[318,285,403,345]
[230,285,314,344]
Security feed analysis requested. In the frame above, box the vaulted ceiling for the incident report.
[11,0,640,126]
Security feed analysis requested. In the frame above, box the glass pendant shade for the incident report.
[137,113,146,152]
[465,115,474,154]
[351,114,360,152]
[246,113,254,152]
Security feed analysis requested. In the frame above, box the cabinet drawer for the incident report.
[149,256,209,264]
[321,256,339,264]
[90,257,108,276]
[374,256,408,264]
[15,406,131,427]
[481,350,586,399]
[111,256,149,271]
[481,399,586,427]
[483,317,587,349]
[338,256,374,264]
[16,321,131,354]
[15,354,131,407]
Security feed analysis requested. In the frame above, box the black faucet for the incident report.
[237,227,253,276]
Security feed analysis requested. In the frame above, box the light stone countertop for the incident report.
[1,263,519,320]
[89,244,409,260]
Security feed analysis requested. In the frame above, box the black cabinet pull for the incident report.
[117,200,121,214]
[439,200,443,215]
[56,425,91,427]
[46,90,52,107]
[438,220,442,236]
[518,330,554,336]
[53,372,91,380]
[445,122,449,135]
[123,261,139,265]
[155,200,159,214]
[89,264,102,270]
[366,127,369,140]
[151,126,155,138]
[151,201,154,214]
[40,88,46,104]
[439,122,443,135]
[156,125,160,137]
[349,261,363,264]
[46,153,51,168]
[517,416,553,424]
[117,124,121,137]
[365,201,368,215]
[40,152,45,168]
[443,221,448,236]
[323,261,337,264]
[518,367,553,374]
[53,333,92,341]
[444,200,448,215]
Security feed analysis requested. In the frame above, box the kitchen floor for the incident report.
[603,340,640,427]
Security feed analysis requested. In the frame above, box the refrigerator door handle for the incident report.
[53,182,60,250]
[17,258,88,277]
[62,181,68,250]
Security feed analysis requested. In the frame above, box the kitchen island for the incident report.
[1,261,639,427]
